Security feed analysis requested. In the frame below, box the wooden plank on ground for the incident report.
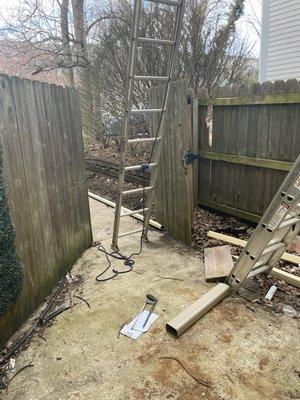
[270,268,300,288]
[204,245,234,282]
[207,230,300,265]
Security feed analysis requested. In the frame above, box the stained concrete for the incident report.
[3,198,300,400]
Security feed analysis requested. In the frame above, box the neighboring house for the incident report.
[0,40,67,85]
[259,0,300,82]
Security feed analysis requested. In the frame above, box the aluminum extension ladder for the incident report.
[227,153,300,291]
[112,0,186,251]
[166,154,300,336]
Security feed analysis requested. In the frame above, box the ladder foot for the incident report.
[111,241,119,252]
[142,233,149,243]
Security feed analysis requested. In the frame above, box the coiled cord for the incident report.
[95,167,147,282]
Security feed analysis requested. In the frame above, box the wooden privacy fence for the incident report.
[150,79,300,243]
[198,80,300,222]
[0,74,92,348]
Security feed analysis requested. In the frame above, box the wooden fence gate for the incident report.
[0,74,92,348]
[150,80,198,244]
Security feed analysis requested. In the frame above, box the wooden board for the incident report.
[204,245,234,282]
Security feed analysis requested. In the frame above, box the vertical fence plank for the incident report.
[70,88,92,248]
[198,105,210,204]
[33,81,62,286]
[192,98,199,207]
[235,106,248,213]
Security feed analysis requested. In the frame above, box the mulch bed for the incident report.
[88,171,143,210]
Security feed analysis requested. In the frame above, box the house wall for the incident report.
[260,0,300,82]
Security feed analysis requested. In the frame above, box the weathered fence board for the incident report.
[150,80,194,244]
[198,80,300,222]
[0,74,92,349]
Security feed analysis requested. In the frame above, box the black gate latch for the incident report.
[184,150,201,165]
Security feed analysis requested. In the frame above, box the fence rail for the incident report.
[86,157,149,185]
[0,74,92,349]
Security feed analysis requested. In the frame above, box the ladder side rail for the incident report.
[249,222,300,278]
[112,0,143,250]
[245,156,300,258]
[250,221,300,273]
[228,205,300,291]
[264,221,300,272]
[143,0,187,238]
[228,198,300,291]
[227,154,300,291]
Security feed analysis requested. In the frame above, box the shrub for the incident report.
[0,143,23,316]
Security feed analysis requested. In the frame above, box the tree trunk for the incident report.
[71,0,94,128]
[60,0,74,86]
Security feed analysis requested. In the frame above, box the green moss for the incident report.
[0,143,23,316]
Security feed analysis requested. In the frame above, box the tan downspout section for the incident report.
[166,283,230,337]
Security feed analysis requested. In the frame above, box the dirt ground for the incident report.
[87,171,300,310]
[1,199,300,400]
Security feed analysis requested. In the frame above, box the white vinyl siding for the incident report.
[259,0,300,82]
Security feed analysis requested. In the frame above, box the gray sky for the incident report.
[0,0,262,56]
[240,0,261,57]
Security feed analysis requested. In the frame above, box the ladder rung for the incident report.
[125,163,157,172]
[134,75,169,81]
[118,229,144,238]
[248,264,269,278]
[252,259,265,270]
[250,236,295,272]
[131,108,164,114]
[128,137,161,144]
[138,37,175,45]
[261,242,285,256]
[279,216,300,229]
[122,186,153,196]
[120,208,150,217]
[146,0,181,6]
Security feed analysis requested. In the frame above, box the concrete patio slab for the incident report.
[3,198,299,400]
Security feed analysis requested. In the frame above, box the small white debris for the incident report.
[282,305,297,317]
[264,285,277,301]
[8,358,15,371]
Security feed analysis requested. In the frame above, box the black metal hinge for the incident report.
[184,150,201,165]
[187,95,193,105]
